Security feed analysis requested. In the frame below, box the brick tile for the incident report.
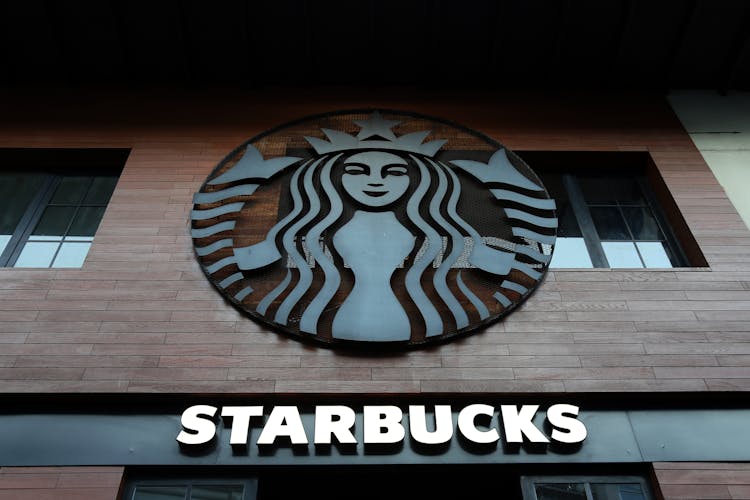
[0,488,119,500]
[29,322,101,333]
[0,474,59,489]
[372,367,513,381]
[55,472,123,488]
[47,289,178,300]
[465,332,574,344]
[509,343,645,355]
[275,380,420,393]
[636,321,750,332]
[0,280,50,290]
[0,380,129,392]
[441,355,580,368]
[563,379,708,392]
[228,367,371,381]
[654,463,750,471]
[83,367,228,381]
[14,355,159,368]
[629,300,750,311]
[159,355,300,368]
[657,469,750,485]
[567,311,696,322]
[99,321,236,333]
[0,300,107,311]
[0,367,84,380]
[92,344,231,356]
[645,343,750,355]
[170,310,240,322]
[580,355,718,367]
[27,332,165,344]
[729,485,750,498]
[127,380,274,393]
[655,367,750,379]
[299,354,441,368]
[106,300,231,311]
[420,380,565,392]
[504,321,637,333]
[0,334,28,344]
[514,367,655,380]
[573,331,709,343]
[705,379,750,390]
[36,310,172,322]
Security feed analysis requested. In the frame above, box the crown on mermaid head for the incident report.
[304,111,447,157]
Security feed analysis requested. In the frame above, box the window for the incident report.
[519,151,703,269]
[124,479,257,500]
[521,476,654,500]
[0,149,125,268]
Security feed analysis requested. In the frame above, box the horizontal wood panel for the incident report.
[0,467,122,500]
[0,90,747,394]
[655,462,750,500]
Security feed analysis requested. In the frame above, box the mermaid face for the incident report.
[341,151,410,208]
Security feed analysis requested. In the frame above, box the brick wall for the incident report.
[654,462,750,499]
[0,90,748,394]
[0,467,123,500]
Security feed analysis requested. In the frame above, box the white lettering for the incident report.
[363,406,405,444]
[221,406,263,445]
[257,406,308,445]
[547,404,587,443]
[176,405,218,445]
[500,405,549,443]
[314,405,357,444]
[457,404,499,444]
[409,405,453,444]
[176,403,588,449]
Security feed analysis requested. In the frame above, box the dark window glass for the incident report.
[535,483,587,500]
[538,170,688,269]
[621,206,662,240]
[0,169,120,268]
[557,202,583,238]
[523,476,652,500]
[590,483,646,500]
[130,482,251,500]
[133,486,187,500]
[0,174,46,255]
[579,175,645,205]
[50,176,91,204]
[32,206,77,236]
[84,176,118,204]
[590,207,629,240]
[0,174,45,234]
[191,485,243,500]
[69,206,107,237]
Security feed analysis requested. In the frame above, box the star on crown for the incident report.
[305,111,447,157]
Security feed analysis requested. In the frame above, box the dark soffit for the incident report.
[1,0,749,90]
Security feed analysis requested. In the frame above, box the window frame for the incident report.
[0,148,129,269]
[0,171,120,268]
[520,475,655,500]
[0,173,58,266]
[122,477,258,500]
[517,150,705,270]
[556,172,690,269]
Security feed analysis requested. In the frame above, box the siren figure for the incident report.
[196,112,553,343]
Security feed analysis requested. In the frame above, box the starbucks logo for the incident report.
[191,110,557,346]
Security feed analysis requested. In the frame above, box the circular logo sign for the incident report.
[191,110,557,347]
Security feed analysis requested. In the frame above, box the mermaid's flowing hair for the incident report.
[256,149,487,339]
